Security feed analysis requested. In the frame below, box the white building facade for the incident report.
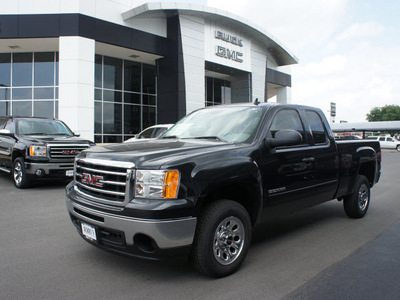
[0,0,298,142]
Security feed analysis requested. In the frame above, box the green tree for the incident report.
[366,105,400,122]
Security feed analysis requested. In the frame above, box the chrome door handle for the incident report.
[302,157,315,162]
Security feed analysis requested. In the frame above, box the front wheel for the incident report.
[13,157,30,189]
[192,200,252,277]
[343,175,370,218]
[396,145,400,152]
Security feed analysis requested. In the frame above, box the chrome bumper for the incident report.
[66,196,197,249]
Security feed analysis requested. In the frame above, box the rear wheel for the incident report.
[192,200,252,277]
[343,175,370,218]
[13,157,30,189]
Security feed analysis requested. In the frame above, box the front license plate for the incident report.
[81,222,97,241]
[66,170,74,177]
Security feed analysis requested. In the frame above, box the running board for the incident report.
[0,166,11,174]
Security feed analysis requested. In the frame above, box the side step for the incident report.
[0,166,11,174]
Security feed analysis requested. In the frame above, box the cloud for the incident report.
[337,22,386,41]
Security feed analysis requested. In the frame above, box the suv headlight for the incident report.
[135,170,180,199]
[29,146,47,157]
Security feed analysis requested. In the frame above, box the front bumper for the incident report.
[25,161,74,177]
[66,193,197,259]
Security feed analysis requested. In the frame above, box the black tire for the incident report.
[343,175,370,218]
[396,145,400,152]
[12,157,30,189]
[192,199,252,278]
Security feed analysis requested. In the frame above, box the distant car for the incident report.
[366,136,400,152]
[124,124,173,143]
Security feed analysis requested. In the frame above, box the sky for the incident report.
[166,0,400,122]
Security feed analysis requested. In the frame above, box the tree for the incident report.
[366,105,400,122]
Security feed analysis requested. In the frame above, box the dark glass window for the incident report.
[103,102,122,134]
[206,77,213,103]
[305,110,328,144]
[94,102,102,134]
[12,88,32,100]
[103,57,122,90]
[103,90,122,102]
[12,101,32,116]
[143,106,156,129]
[95,55,102,88]
[270,109,306,143]
[143,64,156,94]
[124,60,141,92]
[103,135,122,143]
[124,92,140,104]
[94,88,102,101]
[205,77,231,106]
[12,53,33,87]
[0,101,10,116]
[34,101,54,118]
[0,53,11,88]
[0,88,10,100]
[143,95,156,106]
[34,52,54,86]
[34,87,54,99]
[124,104,140,134]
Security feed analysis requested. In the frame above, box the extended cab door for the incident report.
[303,109,339,201]
[260,107,317,209]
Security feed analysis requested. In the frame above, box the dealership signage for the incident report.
[215,30,244,63]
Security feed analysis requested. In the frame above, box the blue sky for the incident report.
[171,0,400,122]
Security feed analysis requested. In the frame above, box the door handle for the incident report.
[302,157,315,162]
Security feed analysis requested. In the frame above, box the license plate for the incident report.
[81,222,97,241]
[66,170,74,177]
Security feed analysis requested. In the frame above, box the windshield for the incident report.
[17,119,74,136]
[163,106,265,143]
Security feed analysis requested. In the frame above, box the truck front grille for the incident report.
[75,158,135,206]
[49,144,90,161]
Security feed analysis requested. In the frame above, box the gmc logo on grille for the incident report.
[62,150,78,155]
[81,173,104,187]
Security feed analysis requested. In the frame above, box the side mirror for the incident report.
[0,129,14,137]
[266,130,303,148]
[74,132,81,137]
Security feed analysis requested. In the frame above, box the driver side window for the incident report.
[269,109,307,144]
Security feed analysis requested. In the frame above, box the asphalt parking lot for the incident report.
[1,150,400,299]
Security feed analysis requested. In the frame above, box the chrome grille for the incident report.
[49,144,90,161]
[75,158,135,206]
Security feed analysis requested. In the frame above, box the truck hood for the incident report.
[78,139,243,169]
[20,135,92,145]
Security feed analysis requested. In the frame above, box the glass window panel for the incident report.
[95,101,102,134]
[142,64,156,94]
[95,88,102,101]
[12,53,33,86]
[103,56,122,90]
[142,106,156,130]
[0,101,10,116]
[305,110,327,144]
[103,102,122,134]
[55,100,58,118]
[124,60,141,92]
[95,55,102,88]
[34,87,54,99]
[94,135,102,143]
[0,53,11,87]
[12,88,32,100]
[55,87,58,99]
[0,88,10,100]
[55,52,59,86]
[103,135,122,143]
[103,90,122,102]
[143,95,156,106]
[34,52,54,86]
[124,104,140,134]
[12,101,32,117]
[206,77,213,102]
[213,78,223,104]
[34,101,54,118]
[124,92,140,104]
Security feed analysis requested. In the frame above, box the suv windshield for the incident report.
[17,119,74,136]
[163,106,265,143]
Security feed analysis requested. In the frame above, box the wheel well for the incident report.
[358,162,375,186]
[200,183,260,226]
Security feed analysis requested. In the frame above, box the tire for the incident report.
[396,145,400,152]
[343,175,370,218]
[192,199,252,278]
[13,157,30,189]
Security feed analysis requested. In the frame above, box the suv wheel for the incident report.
[343,175,370,218]
[13,157,30,189]
[192,199,252,277]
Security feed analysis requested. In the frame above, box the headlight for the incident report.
[29,146,47,157]
[135,170,180,199]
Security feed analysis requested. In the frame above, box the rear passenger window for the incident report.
[269,109,307,145]
[305,110,328,145]
[379,137,385,141]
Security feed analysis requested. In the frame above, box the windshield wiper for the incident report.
[23,133,48,135]
[190,136,227,142]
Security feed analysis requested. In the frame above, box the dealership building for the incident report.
[0,0,298,142]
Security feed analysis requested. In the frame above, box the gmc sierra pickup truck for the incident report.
[0,117,94,188]
[66,103,381,277]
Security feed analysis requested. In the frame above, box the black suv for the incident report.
[0,117,94,188]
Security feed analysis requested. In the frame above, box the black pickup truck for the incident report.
[66,103,381,277]
[0,117,94,188]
